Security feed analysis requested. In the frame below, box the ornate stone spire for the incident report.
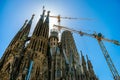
[28,14,35,25]
[45,11,50,23]
[20,20,28,31]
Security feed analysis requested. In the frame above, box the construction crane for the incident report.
[44,15,92,25]
[53,24,120,80]
[43,6,92,25]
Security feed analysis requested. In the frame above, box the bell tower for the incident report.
[0,20,27,71]
[17,10,50,80]
[49,29,63,80]
[0,14,34,80]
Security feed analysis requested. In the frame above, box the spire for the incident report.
[80,51,83,57]
[40,9,45,21]
[86,54,89,61]
[45,11,50,23]
[32,8,45,36]
[24,14,34,31]
[19,14,34,39]
[80,51,85,61]
[43,6,45,11]
[80,51,87,70]
[28,14,35,25]
[9,19,28,46]
[20,20,28,31]
[86,54,93,70]
[86,55,97,79]
[21,14,34,32]
[81,51,86,65]
[40,6,45,21]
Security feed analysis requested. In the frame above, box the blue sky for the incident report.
[0,0,120,80]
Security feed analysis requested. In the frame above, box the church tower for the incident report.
[48,29,63,80]
[0,14,34,80]
[0,20,27,71]
[61,30,81,80]
[16,10,50,80]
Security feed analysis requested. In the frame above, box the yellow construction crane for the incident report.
[53,24,120,80]
[43,6,92,24]
[44,15,92,25]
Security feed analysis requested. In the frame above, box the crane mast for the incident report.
[96,33,120,80]
[53,24,120,80]
[98,40,120,80]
